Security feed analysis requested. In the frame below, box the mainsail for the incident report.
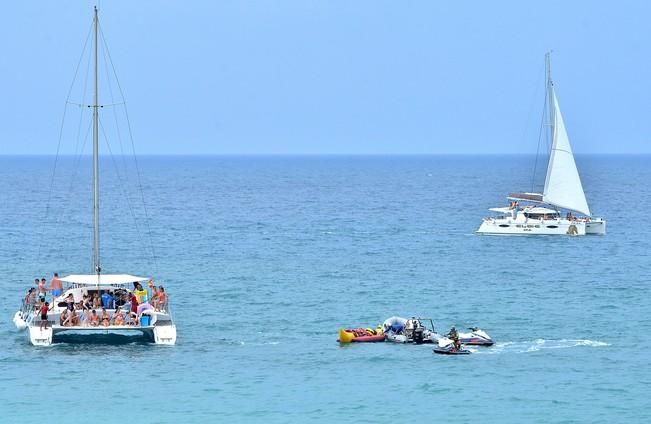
[542,91,591,216]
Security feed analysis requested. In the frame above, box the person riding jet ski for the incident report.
[447,326,461,351]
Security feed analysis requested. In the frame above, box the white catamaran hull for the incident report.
[477,219,586,236]
[585,218,606,235]
[27,324,177,346]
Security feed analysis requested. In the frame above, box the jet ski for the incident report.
[458,327,493,346]
[433,337,471,355]
[383,317,441,344]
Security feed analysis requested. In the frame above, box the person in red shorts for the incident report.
[40,302,52,330]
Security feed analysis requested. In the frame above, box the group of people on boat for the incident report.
[24,275,169,330]
[58,305,138,328]
[25,273,63,307]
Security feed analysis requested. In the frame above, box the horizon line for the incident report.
[2,152,649,157]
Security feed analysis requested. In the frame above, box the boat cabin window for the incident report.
[524,212,559,220]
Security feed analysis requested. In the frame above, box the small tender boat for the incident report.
[458,327,494,346]
[338,327,384,343]
[383,317,441,344]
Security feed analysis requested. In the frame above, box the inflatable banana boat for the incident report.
[338,327,384,343]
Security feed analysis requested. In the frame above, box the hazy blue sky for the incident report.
[1,1,649,154]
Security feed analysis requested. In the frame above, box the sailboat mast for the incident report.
[92,6,101,275]
[545,52,555,145]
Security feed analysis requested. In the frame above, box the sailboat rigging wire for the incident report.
[36,21,93,264]
[98,117,151,270]
[531,93,548,193]
[99,24,159,274]
[100,33,130,177]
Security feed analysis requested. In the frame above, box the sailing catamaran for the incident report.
[477,53,606,236]
[13,7,177,345]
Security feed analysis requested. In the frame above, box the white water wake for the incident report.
[474,338,610,354]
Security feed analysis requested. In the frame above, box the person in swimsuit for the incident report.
[39,302,52,330]
[65,294,75,311]
[50,273,63,297]
[69,309,79,327]
[157,287,167,311]
[92,293,101,309]
[37,278,47,303]
[112,306,124,326]
[89,310,100,327]
[100,308,111,327]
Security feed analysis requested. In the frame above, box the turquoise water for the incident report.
[1,155,649,423]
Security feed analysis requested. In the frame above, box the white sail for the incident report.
[542,92,591,216]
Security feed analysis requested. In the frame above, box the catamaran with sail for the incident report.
[477,53,606,236]
[13,7,177,346]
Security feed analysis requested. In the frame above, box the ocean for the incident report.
[0,155,649,423]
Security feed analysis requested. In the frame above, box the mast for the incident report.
[545,52,554,146]
[92,6,101,276]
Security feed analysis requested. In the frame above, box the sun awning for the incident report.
[489,207,513,213]
[523,206,558,214]
[60,274,149,285]
[507,192,544,202]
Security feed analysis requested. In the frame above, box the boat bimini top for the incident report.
[59,274,149,286]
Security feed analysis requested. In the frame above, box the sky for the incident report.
[1,0,649,155]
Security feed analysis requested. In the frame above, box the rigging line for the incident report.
[98,117,150,270]
[531,93,548,193]
[101,25,159,274]
[67,101,125,108]
[42,119,93,268]
[99,27,130,183]
[73,39,94,170]
[36,21,93,264]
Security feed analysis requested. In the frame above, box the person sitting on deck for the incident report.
[69,309,80,326]
[128,311,138,326]
[76,304,86,326]
[89,310,100,327]
[81,294,91,310]
[60,309,73,327]
[82,309,92,327]
[112,307,125,326]
[100,308,111,327]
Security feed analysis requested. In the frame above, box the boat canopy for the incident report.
[523,206,558,214]
[507,192,544,202]
[489,207,513,213]
[60,274,149,285]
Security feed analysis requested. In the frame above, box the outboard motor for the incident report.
[413,326,425,344]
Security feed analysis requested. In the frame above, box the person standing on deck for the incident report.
[50,273,63,298]
[39,302,52,330]
[37,278,47,303]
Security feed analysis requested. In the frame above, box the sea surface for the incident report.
[0,155,649,423]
